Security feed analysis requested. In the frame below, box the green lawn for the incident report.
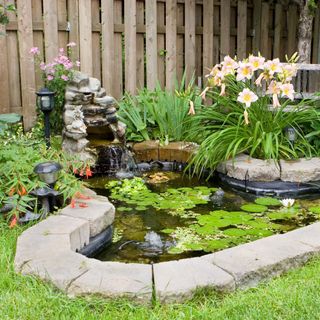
[1,221,320,320]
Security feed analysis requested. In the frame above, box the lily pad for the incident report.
[135,206,147,211]
[241,204,268,213]
[161,228,175,234]
[246,229,274,237]
[117,207,133,212]
[223,228,248,237]
[267,211,294,220]
[255,197,281,206]
[308,206,320,214]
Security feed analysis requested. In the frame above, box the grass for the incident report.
[1,220,320,319]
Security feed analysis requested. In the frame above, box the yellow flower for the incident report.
[248,55,265,71]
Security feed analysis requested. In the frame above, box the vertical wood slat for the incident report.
[195,4,202,81]
[101,0,114,94]
[166,0,177,90]
[79,1,92,75]
[312,8,320,63]
[43,0,59,62]
[203,0,214,77]
[146,0,158,90]
[91,0,101,80]
[252,0,262,54]
[0,0,10,113]
[113,0,123,98]
[237,0,247,59]
[273,3,282,59]
[157,2,165,88]
[176,3,184,83]
[57,0,68,49]
[287,5,298,56]
[260,2,269,58]
[16,0,36,130]
[220,0,230,59]
[136,1,144,89]
[124,0,137,94]
[185,0,196,84]
[67,0,80,61]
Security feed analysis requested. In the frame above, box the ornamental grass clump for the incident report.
[187,53,319,177]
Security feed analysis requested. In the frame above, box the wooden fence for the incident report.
[1,0,320,130]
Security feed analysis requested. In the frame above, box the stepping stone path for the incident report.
[15,188,320,304]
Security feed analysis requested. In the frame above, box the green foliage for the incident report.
[0,131,86,219]
[0,3,15,26]
[254,197,281,206]
[0,113,21,134]
[241,203,268,213]
[118,76,202,144]
[187,84,318,176]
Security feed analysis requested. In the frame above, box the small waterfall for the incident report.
[94,145,137,177]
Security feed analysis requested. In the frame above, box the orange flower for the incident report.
[8,187,15,196]
[18,184,27,196]
[79,202,88,208]
[9,215,18,228]
[70,198,76,208]
[74,191,91,200]
[85,166,93,179]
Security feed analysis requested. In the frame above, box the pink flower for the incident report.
[47,75,54,81]
[61,75,69,81]
[30,47,40,55]
[64,62,73,70]
[59,48,64,54]
[237,88,258,108]
[67,42,77,47]
[39,62,46,70]
[75,60,81,67]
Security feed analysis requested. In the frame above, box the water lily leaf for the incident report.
[267,211,294,220]
[184,243,203,251]
[309,206,320,214]
[161,228,175,234]
[167,247,184,254]
[192,225,218,235]
[255,197,281,206]
[203,239,230,251]
[246,228,274,237]
[241,204,268,213]
[245,219,272,229]
[135,206,147,211]
[223,228,248,237]
[117,207,133,212]
[209,210,229,217]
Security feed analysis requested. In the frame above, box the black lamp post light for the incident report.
[31,161,62,218]
[36,88,55,148]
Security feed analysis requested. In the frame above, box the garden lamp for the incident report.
[36,87,55,148]
[34,161,62,187]
[286,127,296,147]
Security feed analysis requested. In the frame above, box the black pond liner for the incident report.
[218,172,320,198]
[79,225,113,258]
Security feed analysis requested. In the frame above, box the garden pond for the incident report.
[88,171,320,264]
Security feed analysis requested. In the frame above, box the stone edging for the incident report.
[14,188,320,304]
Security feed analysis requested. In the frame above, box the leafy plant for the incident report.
[0,3,15,27]
[187,54,318,176]
[118,75,202,144]
[0,113,21,134]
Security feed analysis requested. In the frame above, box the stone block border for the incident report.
[14,188,320,304]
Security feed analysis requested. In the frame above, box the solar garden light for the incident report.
[32,162,62,218]
[36,87,55,148]
[286,127,296,147]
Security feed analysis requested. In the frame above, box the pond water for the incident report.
[88,171,320,264]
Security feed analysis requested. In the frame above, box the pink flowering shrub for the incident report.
[30,43,80,132]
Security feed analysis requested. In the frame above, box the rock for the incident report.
[60,198,115,237]
[202,233,316,289]
[64,130,87,140]
[82,105,108,116]
[62,137,89,153]
[69,71,90,88]
[94,96,115,107]
[218,154,280,182]
[153,257,235,303]
[280,158,320,183]
[67,260,153,304]
[85,117,108,127]
[63,106,84,125]
[95,88,106,98]
[89,77,101,92]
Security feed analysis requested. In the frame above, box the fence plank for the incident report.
[176,2,184,83]
[157,2,165,88]
[79,0,92,75]
[260,2,269,58]
[0,0,10,114]
[273,3,282,59]
[91,0,101,81]
[136,1,145,89]
[43,0,59,62]
[185,0,196,84]
[237,0,246,59]
[287,5,298,57]
[166,0,177,90]
[146,0,157,90]
[312,8,319,63]
[67,0,80,61]
[113,0,123,98]
[16,0,36,130]
[124,0,137,93]
[195,4,202,82]
[252,0,261,54]
[101,0,114,93]
[203,0,214,77]
[57,0,68,49]
[220,0,230,59]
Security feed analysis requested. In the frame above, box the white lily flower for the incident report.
[280,198,295,207]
